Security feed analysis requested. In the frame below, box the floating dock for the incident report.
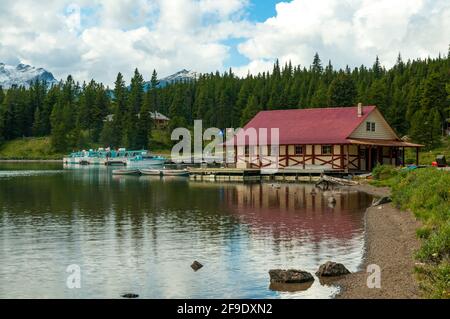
[187,167,346,182]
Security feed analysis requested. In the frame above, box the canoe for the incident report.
[161,169,189,177]
[112,169,141,175]
[140,169,162,176]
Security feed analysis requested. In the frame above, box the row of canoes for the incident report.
[112,168,189,177]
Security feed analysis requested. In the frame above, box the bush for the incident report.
[389,168,450,298]
[372,164,398,180]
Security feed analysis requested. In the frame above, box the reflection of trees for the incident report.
[0,171,371,254]
[0,171,246,245]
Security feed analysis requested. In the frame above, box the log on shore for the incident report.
[315,175,359,188]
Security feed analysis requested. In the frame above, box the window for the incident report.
[366,121,376,132]
[294,145,303,155]
[322,145,333,155]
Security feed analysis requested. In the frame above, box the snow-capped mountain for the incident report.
[0,63,58,89]
[143,69,198,90]
[159,69,198,86]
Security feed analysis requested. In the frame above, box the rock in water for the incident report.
[121,293,139,298]
[371,196,392,206]
[316,261,350,277]
[269,269,314,284]
[191,261,203,271]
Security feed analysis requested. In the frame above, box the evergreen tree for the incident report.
[421,72,448,133]
[328,73,357,106]
[135,98,151,149]
[150,69,160,113]
[311,53,323,74]
[373,56,383,79]
[112,73,127,147]
[241,95,261,126]
[0,86,4,105]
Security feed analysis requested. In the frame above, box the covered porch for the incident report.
[347,138,424,171]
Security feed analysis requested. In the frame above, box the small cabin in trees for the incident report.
[230,104,423,171]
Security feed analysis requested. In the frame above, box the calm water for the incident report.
[0,163,372,299]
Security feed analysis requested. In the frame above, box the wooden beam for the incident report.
[402,147,405,166]
[416,147,419,166]
[357,145,361,170]
[345,144,350,172]
[312,145,315,165]
[285,145,289,168]
[303,145,306,169]
[389,147,393,165]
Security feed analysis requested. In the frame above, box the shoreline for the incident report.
[335,183,422,299]
[0,159,63,163]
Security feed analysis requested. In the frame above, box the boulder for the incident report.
[371,196,392,206]
[269,269,314,284]
[316,261,350,277]
[191,260,203,271]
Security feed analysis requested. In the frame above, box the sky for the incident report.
[0,0,449,85]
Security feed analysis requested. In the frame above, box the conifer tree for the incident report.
[328,73,357,106]
[241,95,261,126]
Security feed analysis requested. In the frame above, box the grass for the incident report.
[0,137,65,160]
[0,133,174,160]
[371,165,450,298]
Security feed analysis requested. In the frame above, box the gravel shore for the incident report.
[335,183,422,299]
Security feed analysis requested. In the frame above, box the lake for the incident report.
[0,163,372,299]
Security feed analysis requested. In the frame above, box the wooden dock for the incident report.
[187,167,345,182]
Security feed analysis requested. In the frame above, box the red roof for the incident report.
[232,105,377,145]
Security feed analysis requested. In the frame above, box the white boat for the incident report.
[126,155,166,167]
[140,169,162,176]
[161,169,189,177]
[112,169,141,175]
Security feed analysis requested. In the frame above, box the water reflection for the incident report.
[0,164,371,299]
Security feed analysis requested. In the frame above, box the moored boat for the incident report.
[64,148,165,167]
[140,169,162,176]
[112,169,141,175]
[161,169,189,177]
[126,155,166,167]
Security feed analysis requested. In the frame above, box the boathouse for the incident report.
[231,104,423,172]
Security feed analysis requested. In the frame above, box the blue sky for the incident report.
[0,0,448,85]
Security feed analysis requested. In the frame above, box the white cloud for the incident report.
[0,0,448,83]
[234,0,450,76]
[0,0,250,84]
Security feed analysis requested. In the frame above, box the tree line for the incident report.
[0,52,448,153]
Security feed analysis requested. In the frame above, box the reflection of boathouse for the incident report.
[223,183,372,241]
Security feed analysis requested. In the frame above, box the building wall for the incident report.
[235,143,398,171]
[350,109,398,140]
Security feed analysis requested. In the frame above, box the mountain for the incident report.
[143,69,198,90]
[0,62,58,89]
[158,69,198,87]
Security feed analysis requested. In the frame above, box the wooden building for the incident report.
[230,104,423,171]
[105,111,170,128]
